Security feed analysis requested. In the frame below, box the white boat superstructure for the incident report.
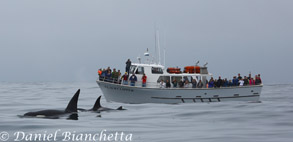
[96,61,263,104]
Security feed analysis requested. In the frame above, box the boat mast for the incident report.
[163,29,166,67]
[157,30,161,65]
[154,23,162,65]
[164,48,166,67]
[154,26,157,64]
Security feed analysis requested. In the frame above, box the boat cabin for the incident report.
[127,63,212,88]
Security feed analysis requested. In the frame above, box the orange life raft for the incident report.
[167,67,181,74]
[184,66,200,73]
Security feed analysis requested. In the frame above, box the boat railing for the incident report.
[98,76,121,84]
[98,76,262,88]
[98,76,160,87]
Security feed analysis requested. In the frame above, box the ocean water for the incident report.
[0,82,293,142]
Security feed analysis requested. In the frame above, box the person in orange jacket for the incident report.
[98,68,102,76]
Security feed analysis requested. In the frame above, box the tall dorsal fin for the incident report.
[65,89,80,113]
[92,96,102,111]
[117,106,123,110]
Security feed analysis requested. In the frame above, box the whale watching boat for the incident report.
[96,49,263,104]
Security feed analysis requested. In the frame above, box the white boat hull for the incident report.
[97,80,262,104]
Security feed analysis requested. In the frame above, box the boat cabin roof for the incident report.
[131,63,164,68]
[130,63,212,77]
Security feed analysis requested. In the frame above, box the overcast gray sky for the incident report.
[0,0,292,84]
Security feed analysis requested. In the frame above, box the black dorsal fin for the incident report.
[92,96,102,111]
[65,89,80,113]
[117,106,123,110]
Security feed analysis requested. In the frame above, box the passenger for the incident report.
[122,72,128,85]
[179,79,184,88]
[197,80,203,88]
[238,73,242,80]
[111,68,118,82]
[254,75,259,85]
[239,78,244,86]
[98,68,102,76]
[221,78,225,87]
[172,79,178,88]
[228,80,233,87]
[183,76,188,81]
[141,73,147,87]
[125,59,131,75]
[117,70,121,78]
[232,76,238,86]
[255,74,262,85]
[184,80,189,88]
[166,80,171,88]
[216,76,222,88]
[214,79,217,88]
[243,76,249,86]
[159,80,166,88]
[100,69,106,80]
[223,78,228,87]
[258,74,262,84]
[105,70,112,82]
[208,77,214,88]
[117,70,122,84]
[248,73,252,80]
[107,67,112,74]
[129,73,137,86]
[249,78,255,85]
[191,79,197,88]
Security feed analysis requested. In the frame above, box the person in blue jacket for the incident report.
[232,76,239,86]
[208,77,214,88]
[228,80,233,87]
[105,70,112,82]
[129,73,137,86]
[223,78,228,87]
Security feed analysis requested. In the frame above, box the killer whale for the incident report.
[90,96,125,111]
[22,89,80,119]
[78,96,125,112]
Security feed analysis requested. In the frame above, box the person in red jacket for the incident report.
[122,72,129,85]
[142,73,147,87]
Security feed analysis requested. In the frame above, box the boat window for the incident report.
[171,76,182,82]
[152,67,163,74]
[157,76,171,83]
[183,76,193,83]
[135,66,144,74]
[129,65,137,74]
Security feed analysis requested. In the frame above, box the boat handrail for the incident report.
[97,76,263,89]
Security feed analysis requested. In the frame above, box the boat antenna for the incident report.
[204,62,208,67]
[194,61,199,73]
[164,48,166,67]
[137,54,141,64]
[154,24,158,65]
[196,61,200,66]
[163,29,167,67]
[144,48,150,64]
[157,30,161,65]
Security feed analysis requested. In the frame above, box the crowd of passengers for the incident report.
[98,66,262,88]
[206,73,262,88]
[98,66,147,87]
[158,73,262,88]
[98,67,122,83]
[159,78,205,88]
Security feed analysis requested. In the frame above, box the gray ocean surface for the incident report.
[0,82,293,142]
